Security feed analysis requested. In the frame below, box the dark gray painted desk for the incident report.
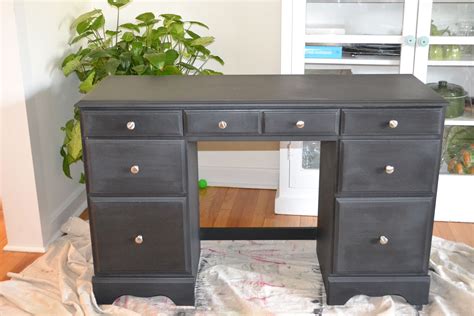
[78,74,446,306]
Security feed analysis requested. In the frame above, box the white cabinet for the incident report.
[278,0,473,222]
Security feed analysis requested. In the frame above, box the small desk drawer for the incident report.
[339,140,440,193]
[90,198,190,275]
[342,108,443,136]
[263,110,339,135]
[335,197,432,274]
[82,110,183,137]
[185,110,260,135]
[85,140,185,195]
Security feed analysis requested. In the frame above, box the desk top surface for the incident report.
[77,74,445,108]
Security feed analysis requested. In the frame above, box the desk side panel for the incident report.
[317,141,339,282]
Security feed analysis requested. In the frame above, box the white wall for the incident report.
[1,0,282,251]
[96,0,283,188]
[1,0,90,251]
[1,1,44,252]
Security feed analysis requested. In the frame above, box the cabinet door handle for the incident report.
[385,165,395,174]
[218,121,227,129]
[130,165,140,174]
[296,120,305,129]
[418,36,429,47]
[134,235,144,244]
[127,121,136,130]
[379,235,389,245]
[404,35,416,47]
[388,120,398,128]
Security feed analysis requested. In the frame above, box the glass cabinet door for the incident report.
[284,0,419,74]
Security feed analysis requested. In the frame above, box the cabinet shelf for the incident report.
[305,56,400,66]
[430,36,474,45]
[305,34,403,44]
[428,60,474,67]
[444,113,474,126]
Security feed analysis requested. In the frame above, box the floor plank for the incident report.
[1,187,473,281]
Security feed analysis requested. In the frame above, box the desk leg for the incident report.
[316,141,339,289]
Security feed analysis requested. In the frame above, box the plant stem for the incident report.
[115,7,120,45]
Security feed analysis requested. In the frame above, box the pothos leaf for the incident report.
[90,14,105,31]
[190,36,215,47]
[132,64,147,75]
[107,0,130,8]
[105,58,121,75]
[62,56,82,76]
[136,12,155,22]
[70,31,94,44]
[79,173,86,184]
[144,52,166,70]
[66,120,82,160]
[165,49,179,65]
[210,55,224,65]
[156,65,182,75]
[120,23,140,33]
[200,69,223,75]
[70,9,102,31]
[187,20,209,29]
[79,71,96,93]
[122,31,134,42]
[160,13,182,21]
[186,29,200,39]
[61,150,73,179]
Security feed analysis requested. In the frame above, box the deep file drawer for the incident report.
[339,139,441,193]
[89,198,190,275]
[263,110,339,135]
[82,110,183,137]
[85,140,186,195]
[185,110,260,135]
[341,108,443,136]
[334,197,433,274]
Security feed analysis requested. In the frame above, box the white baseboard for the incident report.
[198,166,278,189]
[4,186,88,253]
[434,174,474,222]
[42,186,87,249]
[2,245,47,253]
[275,189,318,216]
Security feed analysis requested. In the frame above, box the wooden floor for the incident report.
[1,187,473,280]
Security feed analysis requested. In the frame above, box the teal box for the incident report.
[305,46,342,59]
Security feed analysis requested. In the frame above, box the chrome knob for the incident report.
[379,235,389,245]
[385,165,395,174]
[134,235,143,244]
[296,120,305,129]
[127,121,136,130]
[130,165,140,174]
[388,120,398,129]
[218,121,227,129]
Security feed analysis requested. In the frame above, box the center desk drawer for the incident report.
[85,140,185,195]
[82,110,183,137]
[263,110,339,135]
[342,108,443,136]
[339,140,440,193]
[185,110,260,135]
[90,198,190,275]
[335,197,433,274]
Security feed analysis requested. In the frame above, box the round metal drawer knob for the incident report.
[134,235,144,244]
[296,120,305,129]
[130,165,140,174]
[385,165,395,174]
[379,235,389,245]
[127,121,136,130]
[388,120,398,129]
[218,121,227,129]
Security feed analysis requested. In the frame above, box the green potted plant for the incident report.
[60,0,223,182]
